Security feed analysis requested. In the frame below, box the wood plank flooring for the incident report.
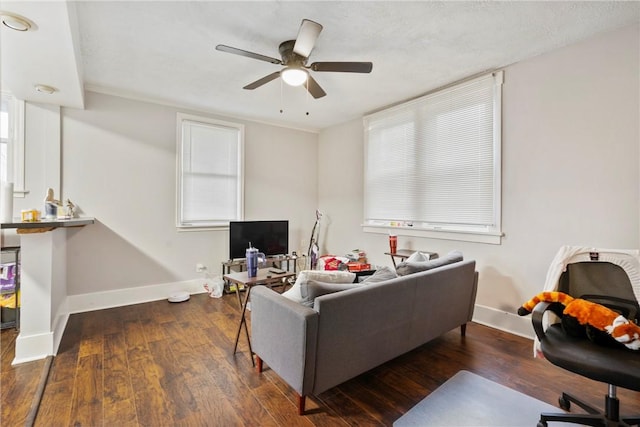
[2,292,639,426]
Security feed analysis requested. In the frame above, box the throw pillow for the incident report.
[406,251,430,262]
[396,250,463,276]
[281,270,356,303]
[299,279,363,308]
[360,266,398,284]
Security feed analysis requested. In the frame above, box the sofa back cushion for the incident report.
[396,250,463,276]
[300,280,363,308]
[360,266,398,283]
[282,270,356,303]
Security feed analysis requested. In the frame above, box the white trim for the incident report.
[492,70,503,237]
[362,71,503,241]
[67,278,207,314]
[472,303,535,340]
[363,225,503,245]
[11,279,208,365]
[13,332,54,365]
[16,287,535,365]
[177,224,228,232]
[175,113,245,230]
[52,311,70,357]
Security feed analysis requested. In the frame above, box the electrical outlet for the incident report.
[196,263,205,273]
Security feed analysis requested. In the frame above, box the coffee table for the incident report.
[224,268,296,365]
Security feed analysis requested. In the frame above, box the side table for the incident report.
[385,249,438,268]
[224,268,296,365]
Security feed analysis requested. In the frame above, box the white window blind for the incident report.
[364,71,502,238]
[177,113,244,229]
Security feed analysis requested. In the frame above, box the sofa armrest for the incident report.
[250,286,319,396]
[468,271,479,321]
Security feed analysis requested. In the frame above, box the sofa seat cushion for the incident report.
[300,280,363,308]
[282,270,356,303]
[396,250,463,276]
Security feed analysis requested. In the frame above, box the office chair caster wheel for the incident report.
[537,421,547,427]
[559,396,571,411]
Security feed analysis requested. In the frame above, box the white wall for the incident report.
[60,92,318,302]
[4,24,637,330]
[1,102,62,248]
[318,24,640,337]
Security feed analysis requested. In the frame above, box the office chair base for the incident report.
[537,392,639,427]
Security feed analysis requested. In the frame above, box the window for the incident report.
[363,71,503,244]
[176,113,244,229]
[1,91,26,196]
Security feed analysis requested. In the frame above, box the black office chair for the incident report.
[530,261,640,427]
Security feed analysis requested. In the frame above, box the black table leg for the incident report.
[233,285,255,366]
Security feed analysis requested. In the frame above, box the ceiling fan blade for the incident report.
[305,75,326,99]
[293,19,323,58]
[243,72,281,90]
[310,62,373,73]
[216,44,282,65]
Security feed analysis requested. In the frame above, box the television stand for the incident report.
[221,254,303,294]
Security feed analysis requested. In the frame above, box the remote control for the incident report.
[269,268,286,274]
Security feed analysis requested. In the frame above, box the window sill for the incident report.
[176,224,228,232]
[362,225,503,245]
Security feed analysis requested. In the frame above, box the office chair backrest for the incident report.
[558,261,640,322]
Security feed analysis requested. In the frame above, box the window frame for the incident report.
[1,91,27,197]
[362,71,503,245]
[175,113,244,230]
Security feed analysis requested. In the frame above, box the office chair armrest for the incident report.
[532,301,564,341]
[579,294,638,321]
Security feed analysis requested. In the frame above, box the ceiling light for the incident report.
[0,12,33,32]
[34,84,57,94]
[281,67,308,87]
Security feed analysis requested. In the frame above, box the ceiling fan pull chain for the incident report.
[305,78,310,116]
[280,77,284,114]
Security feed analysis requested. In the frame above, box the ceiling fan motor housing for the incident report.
[279,40,306,66]
[215,18,372,99]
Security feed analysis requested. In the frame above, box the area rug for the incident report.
[394,370,571,426]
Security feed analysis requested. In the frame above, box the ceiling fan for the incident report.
[215,19,373,99]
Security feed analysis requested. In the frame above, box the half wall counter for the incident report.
[1,217,95,364]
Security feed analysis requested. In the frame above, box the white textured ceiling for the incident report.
[1,1,639,131]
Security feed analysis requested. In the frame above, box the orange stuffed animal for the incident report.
[518,291,640,351]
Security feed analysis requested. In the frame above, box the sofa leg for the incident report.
[460,323,467,337]
[256,355,263,373]
[297,394,306,415]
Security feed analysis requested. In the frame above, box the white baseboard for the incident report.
[472,303,535,340]
[11,279,208,365]
[12,302,67,364]
[13,331,54,365]
[52,311,69,354]
[67,279,207,314]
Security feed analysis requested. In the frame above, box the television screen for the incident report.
[229,220,289,259]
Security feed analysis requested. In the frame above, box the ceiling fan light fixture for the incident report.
[281,67,308,87]
[34,84,57,94]
[0,11,34,32]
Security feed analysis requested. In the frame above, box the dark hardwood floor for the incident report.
[2,292,639,426]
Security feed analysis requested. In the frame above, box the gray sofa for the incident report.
[250,259,478,414]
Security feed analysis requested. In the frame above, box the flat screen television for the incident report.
[229,220,289,260]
